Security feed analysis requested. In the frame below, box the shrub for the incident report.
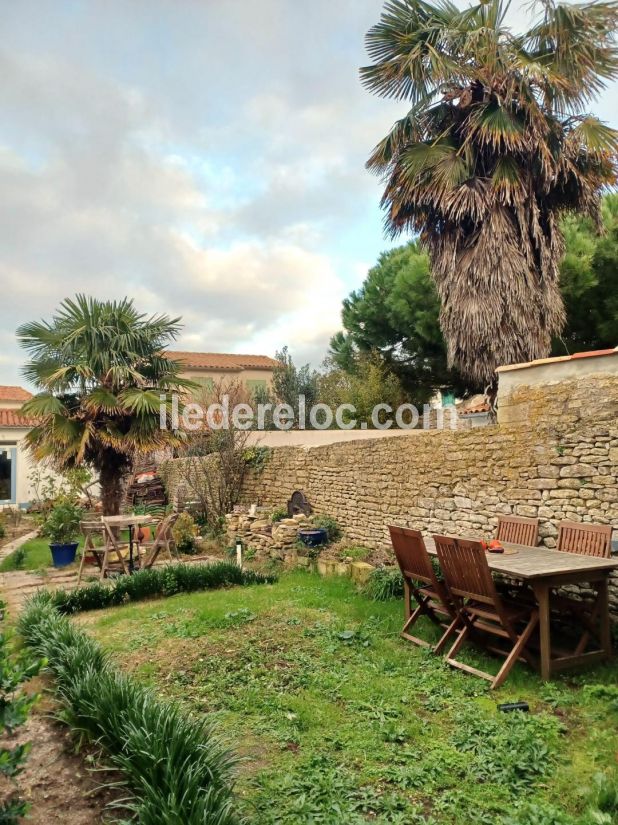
[18,595,242,825]
[40,499,83,545]
[312,515,342,544]
[10,546,26,570]
[47,561,277,615]
[1,611,44,823]
[340,545,370,561]
[172,511,198,554]
[270,507,288,523]
[363,567,405,601]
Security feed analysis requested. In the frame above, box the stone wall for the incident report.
[162,372,618,612]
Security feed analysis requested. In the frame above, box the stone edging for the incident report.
[0,530,39,564]
[294,555,376,584]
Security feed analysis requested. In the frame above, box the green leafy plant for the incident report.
[9,547,26,570]
[1,614,44,823]
[45,561,277,615]
[312,515,342,544]
[172,511,198,554]
[363,566,404,601]
[243,446,271,474]
[18,594,241,825]
[340,545,370,561]
[270,507,288,523]
[294,537,322,561]
[40,499,83,545]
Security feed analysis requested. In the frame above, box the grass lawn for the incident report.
[79,570,618,825]
[0,531,135,572]
[0,537,68,572]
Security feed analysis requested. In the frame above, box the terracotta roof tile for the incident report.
[167,351,280,371]
[496,347,618,373]
[0,385,32,402]
[457,394,491,415]
[0,410,37,428]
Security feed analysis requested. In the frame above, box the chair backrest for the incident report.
[155,512,179,541]
[557,521,612,558]
[434,535,497,605]
[388,525,435,585]
[80,520,104,545]
[80,519,103,532]
[496,515,539,547]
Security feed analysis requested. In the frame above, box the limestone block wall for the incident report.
[162,372,618,613]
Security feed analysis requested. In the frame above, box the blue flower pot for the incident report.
[49,542,78,568]
[298,528,328,548]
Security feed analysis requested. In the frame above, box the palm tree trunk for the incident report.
[98,452,126,516]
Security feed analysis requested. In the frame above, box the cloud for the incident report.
[0,0,615,388]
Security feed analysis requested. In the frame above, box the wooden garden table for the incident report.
[426,539,618,680]
[101,514,156,574]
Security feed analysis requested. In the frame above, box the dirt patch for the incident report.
[0,707,125,824]
[314,539,391,567]
[0,518,37,552]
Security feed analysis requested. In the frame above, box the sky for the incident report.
[1,0,616,388]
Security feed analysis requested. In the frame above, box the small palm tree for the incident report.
[362,0,618,392]
[18,296,195,515]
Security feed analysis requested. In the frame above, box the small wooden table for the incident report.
[426,540,618,680]
[101,515,156,574]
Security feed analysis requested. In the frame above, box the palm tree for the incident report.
[18,295,195,515]
[362,0,618,393]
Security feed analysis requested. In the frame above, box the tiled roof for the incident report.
[496,347,618,373]
[0,410,37,428]
[167,351,280,371]
[457,394,491,415]
[0,385,32,402]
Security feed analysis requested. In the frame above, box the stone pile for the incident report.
[225,511,313,560]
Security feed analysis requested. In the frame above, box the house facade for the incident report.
[0,386,36,508]
[0,352,278,508]
[167,351,279,398]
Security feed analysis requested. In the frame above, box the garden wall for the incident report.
[163,371,618,610]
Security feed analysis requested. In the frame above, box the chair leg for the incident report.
[491,612,539,690]
[444,620,472,664]
[434,614,461,654]
[100,549,108,581]
[401,603,432,649]
[77,548,86,585]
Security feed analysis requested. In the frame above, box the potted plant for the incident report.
[41,500,83,567]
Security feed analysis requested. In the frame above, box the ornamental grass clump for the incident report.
[18,594,242,825]
[49,561,276,615]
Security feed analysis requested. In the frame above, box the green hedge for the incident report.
[49,561,276,614]
[18,593,244,825]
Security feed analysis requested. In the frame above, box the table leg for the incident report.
[598,576,612,660]
[533,582,552,681]
[129,530,134,574]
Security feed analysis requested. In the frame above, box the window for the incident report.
[0,447,16,504]
[246,379,267,398]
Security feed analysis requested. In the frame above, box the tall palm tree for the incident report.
[18,295,195,515]
[362,0,618,393]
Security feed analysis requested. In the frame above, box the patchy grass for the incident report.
[81,570,618,825]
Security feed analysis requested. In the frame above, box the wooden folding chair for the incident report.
[496,515,539,547]
[388,526,457,652]
[434,536,539,689]
[77,519,104,584]
[557,521,612,558]
[554,521,613,655]
[78,519,128,582]
[141,513,179,568]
